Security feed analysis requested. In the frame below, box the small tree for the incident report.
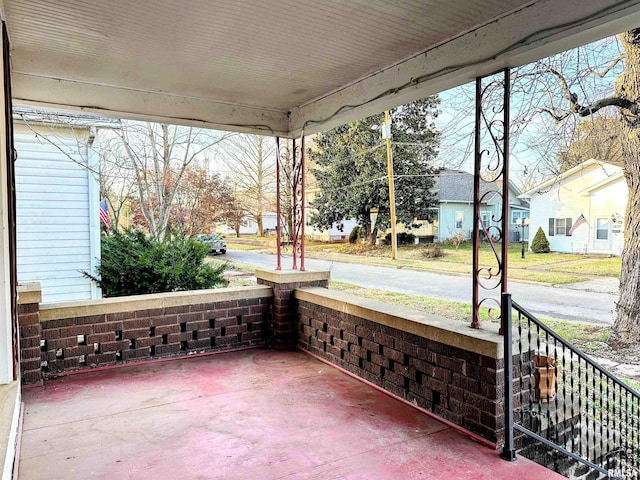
[86,230,228,297]
[348,226,363,244]
[531,227,551,253]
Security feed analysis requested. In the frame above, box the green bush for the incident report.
[348,226,363,244]
[385,232,416,245]
[531,227,551,253]
[86,230,228,297]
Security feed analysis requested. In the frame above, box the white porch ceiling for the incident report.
[4,0,640,137]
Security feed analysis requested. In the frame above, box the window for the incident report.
[480,211,491,226]
[455,211,463,229]
[596,218,609,240]
[511,210,527,224]
[548,217,572,237]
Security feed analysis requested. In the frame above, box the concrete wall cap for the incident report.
[256,269,330,284]
[295,287,509,359]
[17,282,42,305]
[40,285,273,322]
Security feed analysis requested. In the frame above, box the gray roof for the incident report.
[435,169,529,208]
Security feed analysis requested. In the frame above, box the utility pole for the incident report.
[382,110,397,260]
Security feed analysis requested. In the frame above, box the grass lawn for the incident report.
[329,280,611,351]
[303,244,590,285]
[548,257,622,278]
[220,235,620,288]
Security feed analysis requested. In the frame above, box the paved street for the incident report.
[224,250,618,326]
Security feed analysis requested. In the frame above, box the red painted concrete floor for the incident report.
[19,348,564,480]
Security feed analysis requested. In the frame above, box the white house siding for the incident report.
[588,180,626,255]
[15,125,100,302]
[526,161,625,255]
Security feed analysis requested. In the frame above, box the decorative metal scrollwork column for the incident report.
[274,136,306,271]
[275,137,283,270]
[291,137,305,271]
[472,69,510,334]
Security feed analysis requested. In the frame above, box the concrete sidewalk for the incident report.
[19,349,565,480]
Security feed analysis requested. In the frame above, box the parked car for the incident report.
[196,234,227,255]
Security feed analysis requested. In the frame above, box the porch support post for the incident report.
[256,269,329,349]
[472,69,511,333]
[291,136,306,271]
[275,137,282,270]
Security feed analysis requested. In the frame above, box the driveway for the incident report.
[224,250,617,326]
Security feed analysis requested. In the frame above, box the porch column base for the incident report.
[17,282,43,385]
[256,269,330,349]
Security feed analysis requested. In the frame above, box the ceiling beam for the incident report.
[289,0,640,137]
[11,73,290,136]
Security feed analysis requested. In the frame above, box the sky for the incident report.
[431,33,624,190]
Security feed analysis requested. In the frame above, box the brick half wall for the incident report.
[295,287,518,445]
[19,285,273,383]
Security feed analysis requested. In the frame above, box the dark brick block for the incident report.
[20,357,41,371]
[155,324,180,335]
[215,334,238,346]
[241,331,263,342]
[18,303,39,314]
[18,312,39,326]
[135,308,164,318]
[41,317,76,329]
[435,354,467,374]
[22,370,42,384]
[215,317,238,328]
[20,335,40,349]
[49,337,77,349]
[150,315,179,326]
[93,321,124,333]
[242,313,263,323]
[59,325,94,337]
[123,327,151,339]
[452,372,479,393]
[355,324,374,340]
[41,329,60,340]
[19,323,40,338]
[165,305,190,315]
[88,332,116,343]
[155,344,180,356]
[225,324,247,335]
[136,336,162,348]
[105,312,131,322]
[63,357,80,369]
[186,319,210,331]
[74,314,107,326]
[100,340,129,352]
[123,318,152,330]
[87,353,116,365]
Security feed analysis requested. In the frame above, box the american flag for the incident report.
[99,199,110,230]
[568,214,587,235]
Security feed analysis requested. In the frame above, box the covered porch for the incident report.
[2,1,640,478]
[18,348,562,480]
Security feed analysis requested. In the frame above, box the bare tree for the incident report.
[103,121,231,240]
[440,31,640,342]
[220,134,276,236]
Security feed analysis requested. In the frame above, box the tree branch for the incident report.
[587,54,625,78]
[545,66,640,119]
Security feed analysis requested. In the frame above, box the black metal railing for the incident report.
[502,293,640,480]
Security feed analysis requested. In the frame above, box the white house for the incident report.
[521,159,626,255]
[14,110,114,302]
